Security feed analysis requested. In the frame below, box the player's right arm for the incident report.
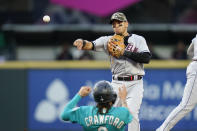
[73,39,94,50]
[60,86,91,121]
[73,36,110,52]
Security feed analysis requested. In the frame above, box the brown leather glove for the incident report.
[107,34,125,58]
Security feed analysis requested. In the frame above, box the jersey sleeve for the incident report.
[92,36,110,52]
[187,41,194,57]
[193,35,197,59]
[137,36,150,53]
[60,94,83,124]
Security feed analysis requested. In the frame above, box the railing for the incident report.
[2,24,197,32]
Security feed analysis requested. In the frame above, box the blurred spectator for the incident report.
[0,32,6,61]
[178,0,197,24]
[0,32,5,48]
[79,51,94,60]
[37,4,94,24]
[168,0,190,22]
[56,43,73,60]
[148,42,161,59]
[124,0,172,23]
[172,41,187,60]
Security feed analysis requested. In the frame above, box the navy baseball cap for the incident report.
[110,12,128,24]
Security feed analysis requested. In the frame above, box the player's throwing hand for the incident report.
[73,39,83,50]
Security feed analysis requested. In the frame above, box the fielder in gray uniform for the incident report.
[73,12,151,131]
[156,35,197,131]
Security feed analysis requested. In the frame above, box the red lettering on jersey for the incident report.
[133,47,138,52]
[126,43,138,52]
[126,45,133,51]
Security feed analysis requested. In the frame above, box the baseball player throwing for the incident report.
[156,35,197,131]
[73,12,151,131]
[60,80,133,131]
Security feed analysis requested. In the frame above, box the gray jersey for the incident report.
[93,34,150,76]
[187,34,197,60]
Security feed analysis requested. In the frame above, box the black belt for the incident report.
[113,75,143,81]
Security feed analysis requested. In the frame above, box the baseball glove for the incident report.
[107,34,125,58]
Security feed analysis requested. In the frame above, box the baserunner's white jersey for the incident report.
[187,34,197,60]
[93,34,150,76]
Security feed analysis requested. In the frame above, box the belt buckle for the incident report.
[138,75,142,80]
[124,76,131,81]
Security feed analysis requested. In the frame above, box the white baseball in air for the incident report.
[43,15,50,23]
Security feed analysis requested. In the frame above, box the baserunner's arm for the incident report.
[60,86,91,121]
[60,94,81,120]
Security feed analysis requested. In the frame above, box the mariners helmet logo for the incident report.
[100,96,104,102]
